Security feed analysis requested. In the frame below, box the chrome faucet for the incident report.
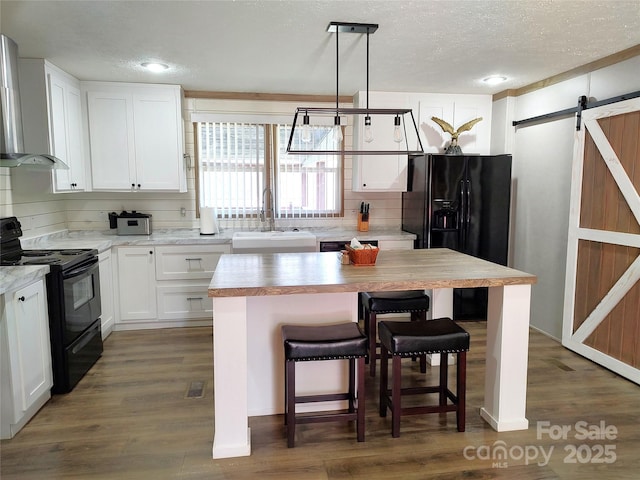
[260,187,276,231]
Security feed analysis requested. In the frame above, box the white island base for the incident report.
[212,292,358,459]
[211,285,531,458]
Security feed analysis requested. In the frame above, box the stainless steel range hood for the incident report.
[0,34,67,169]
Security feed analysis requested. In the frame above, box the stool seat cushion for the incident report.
[283,323,367,361]
[378,318,470,355]
[362,290,430,313]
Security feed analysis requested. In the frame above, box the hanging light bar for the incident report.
[286,22,424,156]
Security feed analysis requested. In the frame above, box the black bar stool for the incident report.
[378,318,470,437]
[282,322,367,448]
[361,290,430,377]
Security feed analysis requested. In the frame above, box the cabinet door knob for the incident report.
[149,250,153,255]
[137,184,141,189]
[18,296,25,302]
[131,183,135,188]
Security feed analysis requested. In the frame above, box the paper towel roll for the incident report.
[199,207,219,235]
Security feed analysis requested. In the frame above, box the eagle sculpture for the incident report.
[431,116,483,154]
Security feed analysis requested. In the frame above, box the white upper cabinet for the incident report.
[417,93,492,155]
[18,59,86,192]
[351,91,493,192]
[352,91,413,192]
[82,82,186,192]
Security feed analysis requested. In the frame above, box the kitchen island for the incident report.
[208,248,536,458]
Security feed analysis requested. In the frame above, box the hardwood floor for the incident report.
[1,321,639,479]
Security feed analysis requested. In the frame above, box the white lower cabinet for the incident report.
[114,244,230,330]
[156,286,212,320]
[0,278,53,439]
[98,250,115,339]
[116,247,157,323]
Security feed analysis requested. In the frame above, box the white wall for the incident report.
[495,55,640,340]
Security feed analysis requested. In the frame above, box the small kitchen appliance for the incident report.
[0,216,103,393]
[109,210,152,235]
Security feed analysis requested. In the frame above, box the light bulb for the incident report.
[364,116,373,143]
[301,113,312,143]
[393,116,403,143]
[333,116,343,144]
[141,62,169,72]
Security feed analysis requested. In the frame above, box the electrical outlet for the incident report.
[180,207,186,217]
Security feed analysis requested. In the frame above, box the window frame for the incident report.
[195,122,345,220]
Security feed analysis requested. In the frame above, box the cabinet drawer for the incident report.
[156,285,212,320]
[155,245,230,280]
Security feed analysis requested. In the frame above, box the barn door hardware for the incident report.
[513,90,640,131]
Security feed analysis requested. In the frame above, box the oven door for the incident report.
[62,257,102,344]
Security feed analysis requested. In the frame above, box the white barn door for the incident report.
[562,97,640,385]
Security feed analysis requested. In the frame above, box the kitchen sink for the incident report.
[231,231,317,253]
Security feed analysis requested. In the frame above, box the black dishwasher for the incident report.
[319,240,378,252]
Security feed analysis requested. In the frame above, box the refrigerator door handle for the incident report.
[459,180,466,248]
[465,179,472,250]
[466,179,472,224]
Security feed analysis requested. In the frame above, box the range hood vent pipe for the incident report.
[0,34,67,169]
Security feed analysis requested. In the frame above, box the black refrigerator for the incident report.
[402,154,512,320]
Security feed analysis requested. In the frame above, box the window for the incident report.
[197,122,343,219]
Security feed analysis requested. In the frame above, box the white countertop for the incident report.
[2,227,414,295]
[20,227,416,252]
[0,265,50,296]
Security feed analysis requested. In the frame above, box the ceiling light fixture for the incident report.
[141,62,169,73]
[286,22,424,155]
[482,75,507,85]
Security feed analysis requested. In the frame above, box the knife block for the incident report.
[357,213,369,232]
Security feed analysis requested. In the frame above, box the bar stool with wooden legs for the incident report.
[282,322,368,448]
[378,318,470,437]
[361,290,430,377]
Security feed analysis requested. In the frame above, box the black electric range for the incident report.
[1,217,103,393]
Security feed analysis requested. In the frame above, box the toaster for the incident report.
[112,211,152,235]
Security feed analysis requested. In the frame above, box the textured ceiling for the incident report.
[2,0,639,96]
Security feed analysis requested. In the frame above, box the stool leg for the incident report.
[391,355,402,438]
[348,358,356,413]
[379,346,389,417]
[284,358,287,426]
[410,313,417,363]
[369,311,378,377]
[286,361,296,447]
[356,356,365,442]
[418,311,428,373]
[457,351,467,432]
[364,308,371,364]
[439,352,448,407]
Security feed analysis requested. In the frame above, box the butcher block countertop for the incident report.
[208,248,537,298]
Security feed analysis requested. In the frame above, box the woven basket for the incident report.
[345,244,379,266]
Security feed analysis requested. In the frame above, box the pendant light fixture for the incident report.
[286,22,424,156]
